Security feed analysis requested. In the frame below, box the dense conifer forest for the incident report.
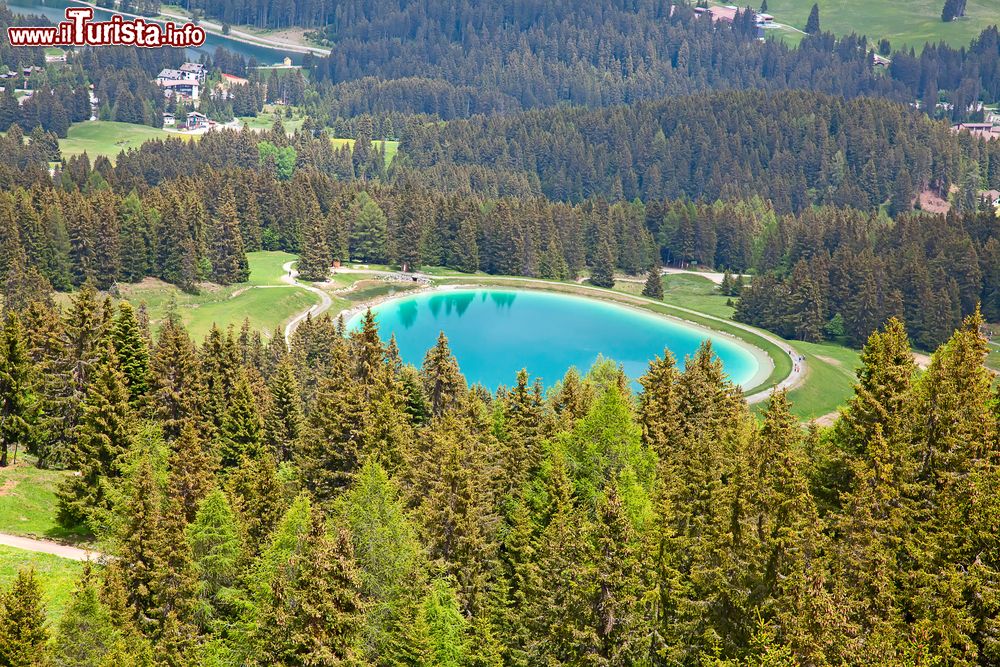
[0,284,998,665]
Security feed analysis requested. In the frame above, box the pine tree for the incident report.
[297,215,330,282]
[589,240,616,288]
[255,517,364,666]
[226,451,286,555]
[113,454,164,633]
[805,3,820,33]
[187,488,244,633]
[209,190,251,283]
[421,332,467,417]
[638,350,681,458]
[111,301,150,407]
[0,569,48,667]
[641,265,663,299]
[56,343,135,529]
[834,317,916,458]
[52,564,120,667]
[350,192,388,263]
[298,369,371,500]
[218,372,264,468]
[525,450,597,663]
[592,484,647,664]
[264,357,304,462]
[167,422,219,523]
[151,316,205,441]
[0,314,34,468]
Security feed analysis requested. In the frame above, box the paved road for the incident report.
[0,532,102,562]
[613,268,748,286]
[282,261,334,347]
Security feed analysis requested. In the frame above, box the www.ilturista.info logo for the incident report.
[7,7,205,48]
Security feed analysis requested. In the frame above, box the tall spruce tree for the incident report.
[0,314,34,467]
[421,332,467,417]
[111,301,151,408]
[0,569,48,667]
[255,516,364,666]
[589,241,615,288]
[805,3,821,33]
[56,343,135,529]
[641,265,663,299]
[263,356,304,462]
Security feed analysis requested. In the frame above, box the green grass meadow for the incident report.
[759,0,999,49]
[118,251,318,342]
[0,458,90,543]
[0,546,85,621]
[58,121,197,163]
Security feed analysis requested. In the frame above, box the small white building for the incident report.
[163,112,175,126]
[179,62,207,82]
[159,79,200,101]
[186,111,209,130]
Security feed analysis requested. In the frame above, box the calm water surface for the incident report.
[349,289,760,390]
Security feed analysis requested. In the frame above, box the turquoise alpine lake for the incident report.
[348,288,764,391]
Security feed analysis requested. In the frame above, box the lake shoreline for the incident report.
[340,281,775,393]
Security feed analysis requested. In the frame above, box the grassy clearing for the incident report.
[0,457,90,543]
[119,251,318,342]
[758,0,999,49]
[779,341,860,420]
[59,121,196,163]
[0,546,85,621]
[988,341,1000,371]
[234,114,399,163]
[615,274,736,319]
[238,106,307,134]
[330,137,400,165]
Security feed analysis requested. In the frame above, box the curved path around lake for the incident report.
[282,261,334,347]
[332,270,803,403]
[0,532,102,562]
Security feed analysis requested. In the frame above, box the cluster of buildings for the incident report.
[952,119,1000,141]
[694,5,773,37]
[162,110,211,130]
[155,61,207,101]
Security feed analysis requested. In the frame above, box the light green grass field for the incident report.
[330,137,400,165]
[759,0,999,50]
[0,457,90,543]
[236,113,399,163]
[238,105,307,134]
[0,546,85,621]
[988,341,1000,371]
[59,121,197,163]
[616,274,737,319]
[119,251,318,342]
[781,340,860,420]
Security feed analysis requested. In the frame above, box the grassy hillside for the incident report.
[0,457,90,543]
[0,547,85,621]
[760,0,999,49]
[118,251,318,342]
[58,121,197,163]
